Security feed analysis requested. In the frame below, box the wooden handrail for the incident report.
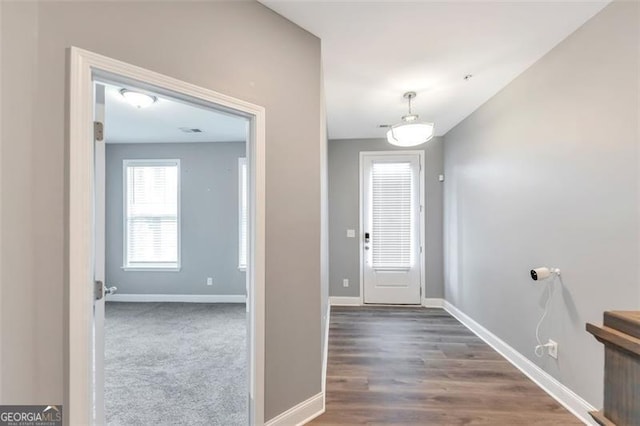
[586,310,640,426]
[586,323,640,357]
[604,311,640,339]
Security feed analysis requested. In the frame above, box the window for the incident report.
[123,159,180,270]
[371,161,413,270]
[238,158,248,270]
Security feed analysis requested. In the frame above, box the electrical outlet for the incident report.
[342,279,349,288]
[206,277,213,286]
[346,229,355,238]
[547,339,558,359]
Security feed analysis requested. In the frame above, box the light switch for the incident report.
[438,174,445,182]
[346,229,356,238]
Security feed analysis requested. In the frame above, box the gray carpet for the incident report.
[105,302,247,426]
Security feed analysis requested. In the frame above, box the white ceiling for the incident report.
[262,1,610,139]
[103,84,248,144]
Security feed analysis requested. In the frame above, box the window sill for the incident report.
[122,266,181,272]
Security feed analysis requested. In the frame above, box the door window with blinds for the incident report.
[123,159,180,270]
[370,161,414,270]
[362,151,422,304]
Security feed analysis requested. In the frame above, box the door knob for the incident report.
[94,281,117,300]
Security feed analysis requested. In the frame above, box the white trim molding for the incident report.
[238,157,248,270]
[106,294,246,303]
[329,296,362,306]
[422,298,445,308]
[264,392,325,426]
[67,47,266,426]
[442,301,597,426]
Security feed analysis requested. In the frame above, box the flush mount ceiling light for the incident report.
[385,92,434,147]
[120,89,157,109]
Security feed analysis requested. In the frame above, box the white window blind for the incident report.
[124,160,180,269]
[371,161,413,270]
[238,158,248,270]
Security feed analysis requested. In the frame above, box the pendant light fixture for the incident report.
[386,92,434,147]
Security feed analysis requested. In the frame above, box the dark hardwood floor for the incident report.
[310,306,581,425]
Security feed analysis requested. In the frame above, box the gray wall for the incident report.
[1,1,322,421]
[1,0,39,400]
[320,73,330,361]
[443,0,639,408]
[0,0,3,403]
[106,142,246,296]
[328,138,444,299]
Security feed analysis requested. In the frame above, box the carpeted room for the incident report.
[104,303,246,425]
[101,82,250,425]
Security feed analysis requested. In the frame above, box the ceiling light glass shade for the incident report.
[386,122,435,147]
[120,89,157,108]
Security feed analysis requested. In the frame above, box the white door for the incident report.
[92,83,116,425]
[362,152,422,304]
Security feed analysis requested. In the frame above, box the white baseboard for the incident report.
[106,294,246,303]
[331,296,445,307]
[265,392,324,426]
[329,296,361,306]
[442,301,597,426]
[422,297,445,308]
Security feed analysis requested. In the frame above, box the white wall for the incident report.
[443,0,639,407]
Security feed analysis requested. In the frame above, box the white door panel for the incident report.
[362,152,422,304]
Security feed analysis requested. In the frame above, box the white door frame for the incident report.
[359,150,426,305]
[66,47,266,425]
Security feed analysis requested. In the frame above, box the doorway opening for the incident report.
[360,151,425,305]
[67,48,265,425]
[95,80,250,424]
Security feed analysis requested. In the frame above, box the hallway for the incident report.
[311,306,580,425]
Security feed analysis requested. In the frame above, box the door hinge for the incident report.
[94,121,104,142]
[94,280,104,301]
